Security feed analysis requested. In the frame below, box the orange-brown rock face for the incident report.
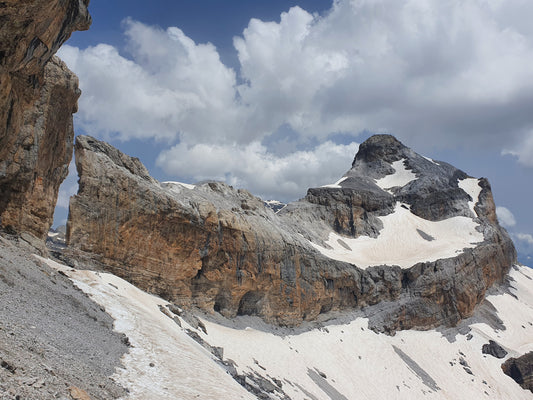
[68,135,516,331]
[0,0,91,239]
[68,137,400,326]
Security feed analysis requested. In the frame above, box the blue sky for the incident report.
[56,0,533,262]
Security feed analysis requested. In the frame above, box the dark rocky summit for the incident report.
[501,352,533,393]
[0,0,90,240]
[67,134,515,332]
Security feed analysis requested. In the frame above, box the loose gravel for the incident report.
[0,233,128,400]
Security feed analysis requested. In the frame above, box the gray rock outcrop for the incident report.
[482,340,508,359]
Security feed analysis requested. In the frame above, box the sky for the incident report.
[55,0,533,262]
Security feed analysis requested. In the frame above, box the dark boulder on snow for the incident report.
[482,340,508,358]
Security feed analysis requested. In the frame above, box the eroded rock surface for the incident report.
[501,352,533,393]
[67,134,515,331]
[0,0,90,239]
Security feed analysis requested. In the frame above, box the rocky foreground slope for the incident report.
[37,252,533,400]
[67,134,515,332]
[0,0,90,240]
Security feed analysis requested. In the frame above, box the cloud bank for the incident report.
[58,0,533,202]
[156,141,358,201]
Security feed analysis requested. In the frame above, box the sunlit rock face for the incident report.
[0,0,91,239]
[67,134,515,332]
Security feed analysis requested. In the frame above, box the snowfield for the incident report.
[309,202,484,269]
[39,256,533,400]
[375,159,417,194]
[161,181,196,191]
[38,257,255,400]
[458,178,482,217]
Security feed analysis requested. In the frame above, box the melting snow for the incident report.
[201,266,533,400]
[309,203,484,269]
[423,156,440,165]
[38,257,254,400]
[265,200,284,206]
[458,178,482,217]
[375,159,417,194]
[321,176,348,188]
[39,254,533,400]
[162,181,196,190]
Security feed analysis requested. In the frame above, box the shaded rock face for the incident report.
[501,352,533,393]
[0,0,91,239]
[68,134,515,331]
[482,340,508,359]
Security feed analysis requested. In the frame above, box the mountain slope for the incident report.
[67,134,514,332]
[41,255,533,399]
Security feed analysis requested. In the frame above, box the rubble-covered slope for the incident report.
[0,235,127,400]
[67,134,515,332]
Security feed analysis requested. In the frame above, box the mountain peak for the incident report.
[353,134,409,165]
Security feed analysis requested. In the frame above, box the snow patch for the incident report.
[375,159,417,194]
[264,200,284,206]
[162,181,196,190]
[458,178,482,217]
[423,156,440,165]
[309,203,483,269]
[321,176,348,189]
[39,257,254,400]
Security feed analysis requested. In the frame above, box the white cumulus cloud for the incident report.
[502,130,533,167]
[59,19,245,144]
[512,232,533,259]
[234,0,533,149]
[56,161,78,209]
[496,206,517,228]
[156,141,358,201]
[515,233,533,245]
[57,0,533,201]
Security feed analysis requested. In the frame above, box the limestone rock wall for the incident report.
[0,0,90,239]
[67,138,382,326]
[68,135,516,331]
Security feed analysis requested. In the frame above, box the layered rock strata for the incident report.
[501,352,533,393]
[67,135,515,331]
[0,0,91,239]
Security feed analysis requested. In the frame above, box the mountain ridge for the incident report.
[66,133,515,333]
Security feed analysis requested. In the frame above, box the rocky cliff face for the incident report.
[502,352,533,393]
[0,0,91,239]
[67,134,516,331]
[281,134,515,331]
